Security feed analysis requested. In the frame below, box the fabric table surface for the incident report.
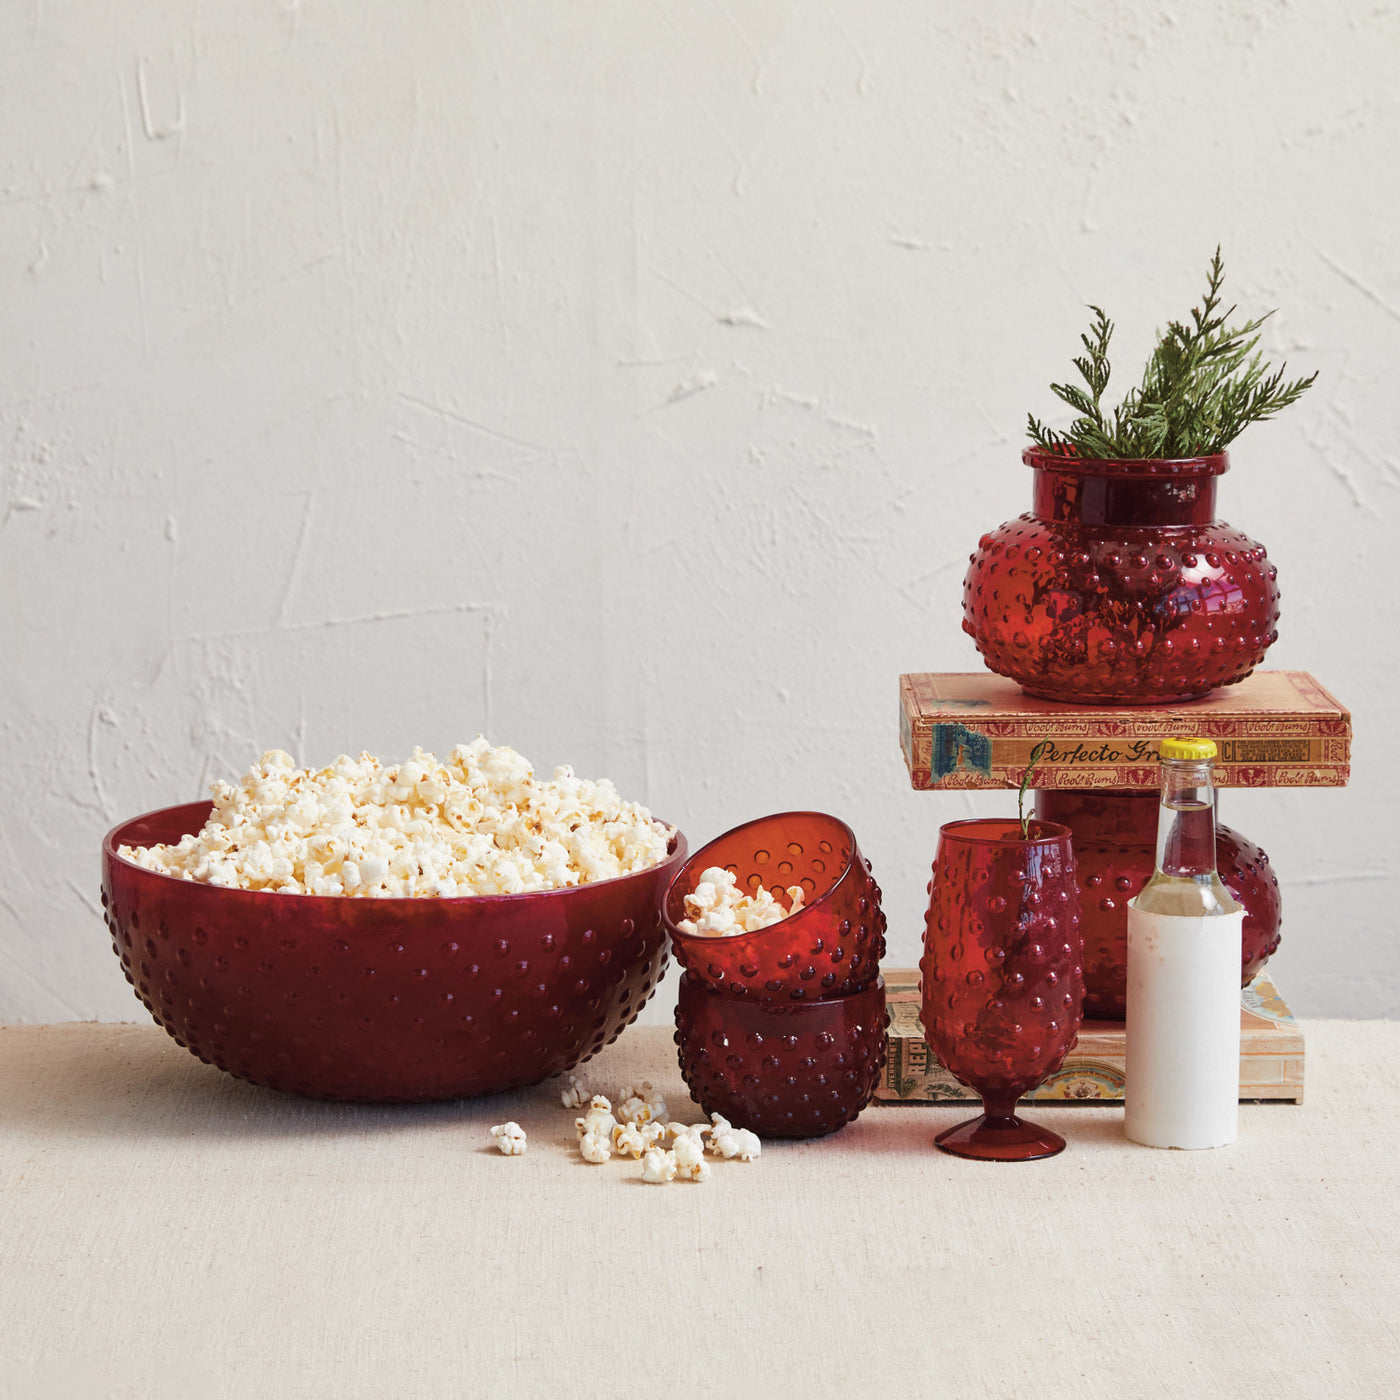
[1,1018,1397,1399]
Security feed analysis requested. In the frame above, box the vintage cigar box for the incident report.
[899,670,1350,791]
[877,968,1305,1104]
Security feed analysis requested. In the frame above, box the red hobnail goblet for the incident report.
[920,819,1083,1161]
[674,972,886,1139]
[663,812,885,1001]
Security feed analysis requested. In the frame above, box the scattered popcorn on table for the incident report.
[612,1122,648,1159]
[575,1094,616,1141]
[560,1078,762,1182]
[641,1148,678,1184]
[613,1119,668,1158]
[559,1074,592,1110]
[615,1082,668,1125]
[579,1130,612,1165]
[676,866,806,938]
[710,1123,762,1162]
[672,1132,711,1183]
[489,1122,527,1156]
[665,1121,708,1149]
[118,740,673,897]
[705,1113,734,1154]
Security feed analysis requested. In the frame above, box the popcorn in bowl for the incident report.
[676,866,805,938]
[118,739,673,898]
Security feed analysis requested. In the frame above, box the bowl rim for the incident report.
[936,817,1073,850]
[102,799,688,906]
[663,808,862,946]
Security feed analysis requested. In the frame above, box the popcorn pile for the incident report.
[676,865,806,938]
[119,739,673,897]
[563,1075,760,1183]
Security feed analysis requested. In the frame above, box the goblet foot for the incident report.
[935,1109,1065,1162]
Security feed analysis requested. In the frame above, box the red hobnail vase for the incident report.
[673,972,885,1139]
[101,801,687,1102]
[962,448,1280,704]
[663,812,885,1001]
[920,819,1083,1161]
[1035,790,1282,1019]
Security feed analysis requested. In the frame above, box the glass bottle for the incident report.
[1124,738,1244,1149]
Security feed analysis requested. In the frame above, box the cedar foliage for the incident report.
[1027,249,1316,459]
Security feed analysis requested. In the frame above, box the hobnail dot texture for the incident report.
[920,820,1084,1104]
[1036,791,1282,1019]
[664,811,886,1000]
[101,801,686,1103]
[961,453,1280,704]
[674,973,885,1139]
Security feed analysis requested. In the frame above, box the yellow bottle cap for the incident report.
[1159,737,1217,762]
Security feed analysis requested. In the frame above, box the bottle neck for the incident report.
[1155,759,1219,880]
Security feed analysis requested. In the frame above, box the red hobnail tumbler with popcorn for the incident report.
[664,812,885,1000]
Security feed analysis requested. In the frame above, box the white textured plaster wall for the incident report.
[2,2,1397,1024]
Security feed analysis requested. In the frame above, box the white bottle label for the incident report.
[1124,903,1244,1150]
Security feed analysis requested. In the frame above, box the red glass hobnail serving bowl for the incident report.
[663,812,886,1000]
[101,801,687,1102]
[674,972,885,1139]
[1036,790,1282,1019]
[962,449,1280,704]
[920,818,1083,1160]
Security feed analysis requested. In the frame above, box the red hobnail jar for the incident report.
[674,972,885,1139]
[663,812,885,1000]
[962,449,1280,704]
[1035,790,1282,1019]
[101,801,687,1102]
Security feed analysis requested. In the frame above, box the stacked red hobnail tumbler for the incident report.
[664,812,887,1139]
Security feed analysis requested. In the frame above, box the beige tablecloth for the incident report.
[2,1020,1398,1399]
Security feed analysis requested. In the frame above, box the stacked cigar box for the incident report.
[881,669,1352,1104]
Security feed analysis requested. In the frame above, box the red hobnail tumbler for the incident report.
[674,972,885,1139]
[920,819,1083,1161]
[962,449,1279,704]
[664,812,885,1000]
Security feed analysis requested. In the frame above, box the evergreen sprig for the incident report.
[1027,249,1316,459]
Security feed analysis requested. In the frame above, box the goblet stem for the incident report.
[934,1090,1067,1163]
[980,1092,1021,1127]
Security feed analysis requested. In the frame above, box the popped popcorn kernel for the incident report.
[615,1081,668,1126]
[575,1095,617,1145]
[664,1121,708,1149]
[559,1074,592,1110]
[705,1113,734,1155]
[711,1126,762,1162]
[612,1122,648,1159]
[672,1132,711,1183]
[640,1147,677,1184]
[119,740,673,898]
[676,866,806,938]
[489,1121,527,1156]
[579,1130,612,1165]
